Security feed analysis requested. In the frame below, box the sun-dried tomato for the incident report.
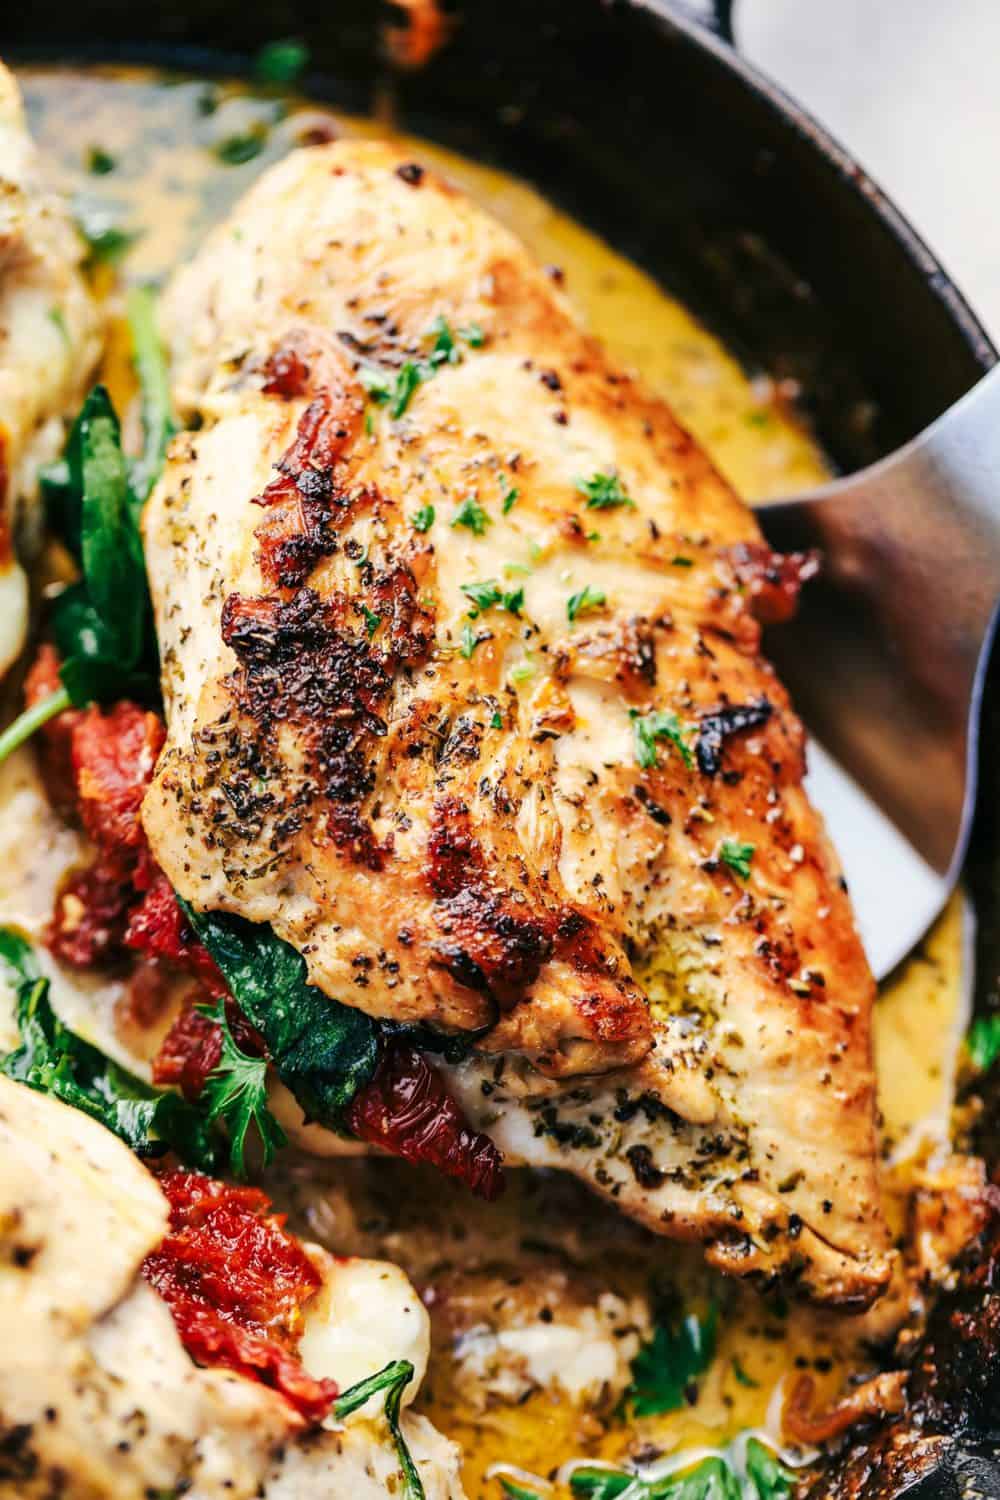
[143,1171,336,1424]
[46,857,133,968]
[348,1041,505,1200]
[724,541,820,626]
[70,700,165,882]
[153,991,267,1102]
[125,873,227,995]
[24,643,82,818]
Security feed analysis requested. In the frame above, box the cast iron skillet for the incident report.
[4,2,1000,1495]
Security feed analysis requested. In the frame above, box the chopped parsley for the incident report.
[360,606,381,639]
[731,1356,759,1388]
[75,209,139,265]
[629,1298,718,1415]
[967,1013,1000,1071]
[411,504,436,533]
[501,478,519,514]
[567,584,606,622]
[631,709,694,771]
[198,1000,287,1178]
[672,555,694,567]
[460,579,522,617]
[426,315,460,368]
[490,711,503,729]
[360,360,422,419]
[253,37,310,85]
[360,320,483,423]
[459,623,480,659]
[86,145,116,175]
[509,660,535,685]
[719,840,755,880]
[215,130,268,166]
[388,361,422,418]
[460,322,486,347]
[576,471,634,510]
[451,495,491,536]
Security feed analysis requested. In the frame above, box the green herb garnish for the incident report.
[567,585,607,623]
[629,1299,718,1416]
[334,1360,424,1500]
[731,1356,759,1388]
[459,623,480,659]
[631,708,694,772]
[967,1013,1000,1071]
[460,580,522,617]
[75,207,139,265]
[86,145,116,175]
[253,37,310,86]
[451,495,491,536]
[361,606,382,639]
[426,315,460,368]
[745,1440,795,1500]
[719,840,754,881]
[180,904,380,1130]
[498,1480,545,1500]
[411,504,436,533]
[501,479,519,514]
[576,472,634,510]
[460,322,485,347]
[215,130,267,166]
[0,930,216,1169]
[198,999,286,1177]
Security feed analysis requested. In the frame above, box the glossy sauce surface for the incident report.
[8,62,969,1499]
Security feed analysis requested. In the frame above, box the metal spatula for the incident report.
[756,364,1000,979]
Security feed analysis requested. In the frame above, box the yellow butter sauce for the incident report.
[14,61,970,1499]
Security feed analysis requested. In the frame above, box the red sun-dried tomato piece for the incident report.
[153,990,267,1102]
[125,873,227,996]
[348,1042,505,1201]
[70,700,165,879]
[47,857,133,969]
[143,1171,336,1424]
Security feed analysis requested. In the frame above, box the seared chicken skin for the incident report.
[143,142,890,1307]
[0,1075,463,1500]
[0,63,101,674]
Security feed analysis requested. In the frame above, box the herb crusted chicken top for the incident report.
[141,141,890,1307]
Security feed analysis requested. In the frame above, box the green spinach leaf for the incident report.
[180,903,380,1128]
[0,931,216,1169]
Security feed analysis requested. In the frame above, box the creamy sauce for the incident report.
[7,61,970,1500]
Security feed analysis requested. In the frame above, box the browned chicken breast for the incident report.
[142,141,890,1308]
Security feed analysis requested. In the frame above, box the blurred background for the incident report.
[738,0,1000,340]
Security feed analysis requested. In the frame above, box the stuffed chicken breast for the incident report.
[128,140,890,1309]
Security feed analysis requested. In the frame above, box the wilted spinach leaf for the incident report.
[0,929,216,1169]
[180,903,380,1128]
